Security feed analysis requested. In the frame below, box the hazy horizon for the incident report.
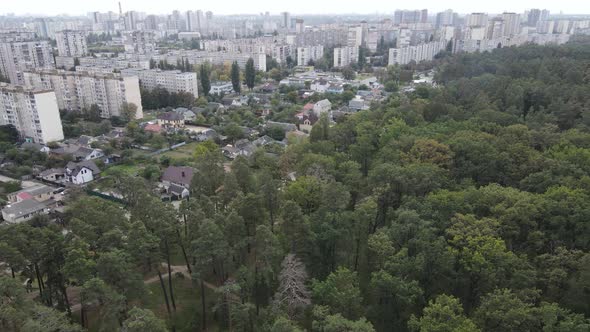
[3,0,590,17]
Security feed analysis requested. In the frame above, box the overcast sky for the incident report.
[4,0,590,17]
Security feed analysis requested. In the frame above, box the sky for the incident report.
[3,0,590,17]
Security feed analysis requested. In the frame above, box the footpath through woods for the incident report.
[26,263,220,312]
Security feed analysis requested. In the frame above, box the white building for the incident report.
[120,68,199,97]
[388,41,446,65]
[55,30,88,57]
[123,31,156,54]
[0,83,64,144]
[23,69,143,119]
[209,82,233,95]
[297,46,324,66]
[501,13,521,37]
[0,41,55,84]
[466,13,489,27]
[333,46,359,68]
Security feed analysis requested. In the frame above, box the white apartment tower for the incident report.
[55,30,88,57]
[467,13,489,27]
[388,41,446,65]
[333,46,359,68]
[23,70,143,119]
[120,68,199,97]
[0,41,55,84]
[501,13,521,36]
[296,46,324,66]
[0,83,64,144]
[123,31,156,54]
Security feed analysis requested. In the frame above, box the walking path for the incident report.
[27,263,219,313]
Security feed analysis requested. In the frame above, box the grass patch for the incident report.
[74,275,220,332]
[102,164,142,177]
[158,142,199,161]
[140,275,220,332]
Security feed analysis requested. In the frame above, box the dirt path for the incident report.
[27,263,219,313]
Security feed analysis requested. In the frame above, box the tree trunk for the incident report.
[157,270,172,315]
[80,305,86,329]
[34,266,44,300]
[61,285,71,317]
[200,280,207,331]
[177,229,192,274]
[10,267,15,279]
[165,240,177,312]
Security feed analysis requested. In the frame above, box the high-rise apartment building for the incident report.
[55,30,88,57]
[333,46,359,68]
[388,41,446,65]
[394,9,428,24]
[123,31,155,54]
[296,46,324,66]
[23,69,143,119]
[0,83,64,144]
[436,9,457,28]
[501,12,521,36]
[466,13,489,27]
[0,41,54,84]
[120,68,199,97]
[281,12,291,29]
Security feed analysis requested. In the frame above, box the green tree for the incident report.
[245,58,256,90]
[122,307,168,332]
[409,295,480,332]
[231,61,241,93]
[200,63,211,96]
[312,267,364,320]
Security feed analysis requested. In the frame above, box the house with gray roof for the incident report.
[66,160,101,185]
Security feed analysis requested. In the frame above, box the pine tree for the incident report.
[231,61,241,93]
[245,58,256,90]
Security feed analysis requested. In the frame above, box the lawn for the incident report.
[102,164,143,177]
[158,142,198,161]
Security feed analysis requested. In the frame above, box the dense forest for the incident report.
[2,39,590,332]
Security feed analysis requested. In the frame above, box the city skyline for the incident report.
[3,0,590,17]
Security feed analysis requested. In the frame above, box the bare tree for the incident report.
[272,254,311,319]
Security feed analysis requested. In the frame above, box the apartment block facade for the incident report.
[0,83,64,144]
[55,30,88,57]
[333,46,359,68]
[120,68,199,97]
[23,70,143,119]
[0,40,54,84]
[388,41,446,65]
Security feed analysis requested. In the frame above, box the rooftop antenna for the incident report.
[119,2,123,16]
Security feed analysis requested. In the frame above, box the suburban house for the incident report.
[157,112,185,128]
[7,184,56,204]
[2,184,60,223]
[313,99,332,116]
[21,142,51,153]
[173,107,196,122]
[348,96,370,111]
[266,121,298,133]
[66,160,101,184]
[298,113,319,132]
[38,168,66,183]
[222,139,256,159]
[160,166,194,200]
[52,144,104,161]
[161,166,194,188]
[209,82,234,95]
[144,123,163,133]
